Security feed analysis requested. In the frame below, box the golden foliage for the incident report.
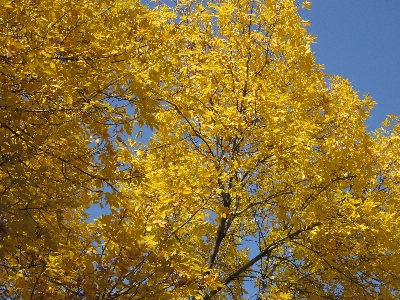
[1,0,399,299]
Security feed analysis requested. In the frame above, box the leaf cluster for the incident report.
[1,0,400,299]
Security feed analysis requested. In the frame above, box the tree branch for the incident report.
[203,222,322,299]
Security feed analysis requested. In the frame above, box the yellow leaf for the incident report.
[41,50,52,58]
[302,1,312,10]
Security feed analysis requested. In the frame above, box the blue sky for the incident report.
[300,1,400,130]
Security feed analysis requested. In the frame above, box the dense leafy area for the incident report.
[1,0,399,299]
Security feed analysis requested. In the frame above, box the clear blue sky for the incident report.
[300,1,400,130]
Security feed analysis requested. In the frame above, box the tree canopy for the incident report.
[1,0,400,299]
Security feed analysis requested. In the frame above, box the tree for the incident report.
[1,0,400,299]
[1,0,179,297]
